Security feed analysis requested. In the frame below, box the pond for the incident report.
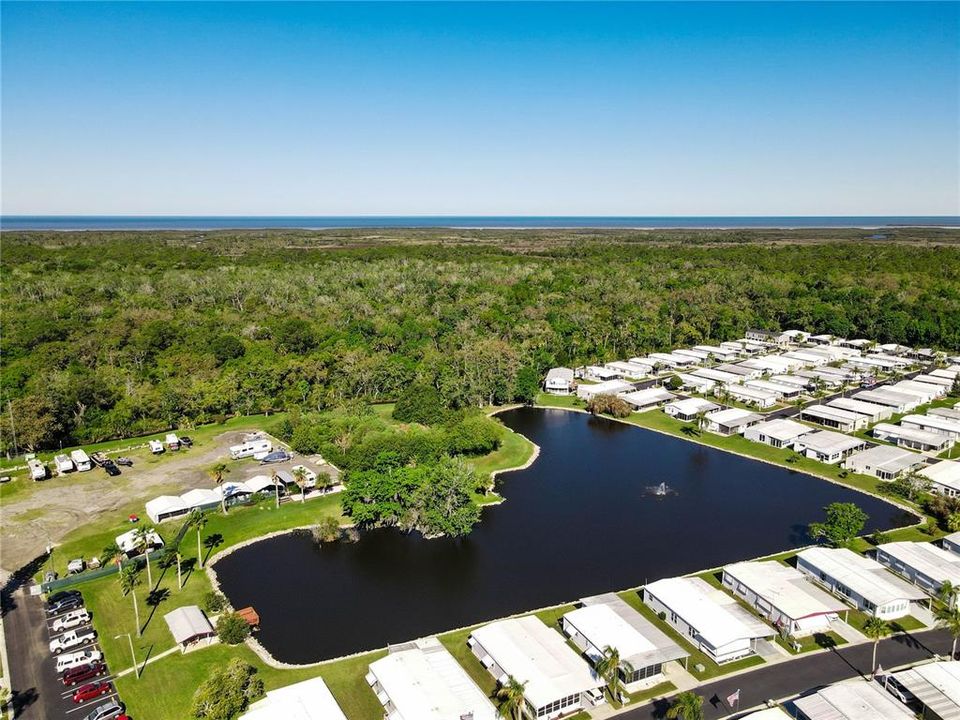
[214,407,913,664]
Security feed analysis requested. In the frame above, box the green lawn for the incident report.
[624,680,676,705]
[844,608,927,634]
[775,631,847,655]
[535,392,585,410]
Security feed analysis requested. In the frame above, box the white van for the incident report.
[70,449,93,472]
[230,439,272,460]
[149,439,164,454]
[27,458,48,481]
[54,454,75,474]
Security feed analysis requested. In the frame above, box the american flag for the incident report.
[727,689,740,706]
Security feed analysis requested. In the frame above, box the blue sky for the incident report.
[2,2,957,215]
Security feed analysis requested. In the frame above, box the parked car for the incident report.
[102,460,121,477]
[83,699,124,720]
[52,608,91,633]
[115,457,134,467]
[180,435,193,447]
[47,595,83,616]
[260,450,293,464]
[50,628,97,654]
[63,662,107,686]
[73,681,112,703]
[57,649,103,674]
[47,589,83,606]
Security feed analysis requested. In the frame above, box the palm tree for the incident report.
[666,691,704,720]
[118,563,142,636]
[595,645,633,704]
[292,466,308,503]
[176,550,183,590]
[210,462,229,514]
[936,602,960,659]
[134,525,156,589]
[190,509,208,569]
[495,675,528,720]
[100,542,122,567]
[863,615,890,674]
[272,470,281,510]
[940,580,959,610]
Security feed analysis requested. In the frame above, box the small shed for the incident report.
[164,605,216,652]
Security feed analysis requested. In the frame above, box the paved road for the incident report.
[4,587,56,719]
[620,627,952,719]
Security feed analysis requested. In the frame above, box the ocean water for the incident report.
[2,215,958,230]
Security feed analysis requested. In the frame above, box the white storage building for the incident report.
[842,445,923,481]
[468,616,604,720]
[875,541,960,598]
[796,547,927,619]
[367,637,497,720]
[721,561,848,637]
[561,594,688,692]
[793,431,868,464]
[642,576,773,664]
[743,418,813,449]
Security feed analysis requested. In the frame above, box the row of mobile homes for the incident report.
[703,408,762,436]
[367,637,497,720]
[799,405,866,432]
[691,367,743,385]
[826,397,892,424]
[930,406,960,423]
[745,328,793,346]
[664,397,720,422]
[693,344,741,362]
[718,363,763,380]
[875,541,960,598]
[770,374,811,390]
[468,616,604,720]
[796,547,926,620]
[843,445,924,481]
[544,368,575,395]
[743,418,813,449]
[576,379,633,401]
[561,594,689,693]
[70,449,92,471]
[240,676,347,720]
[642,576,773,663]
[902,414,960,440]
[727,384,779,408]
[620,387,676,412]
[793,431,867,464]
[891,380,944,404]
[920,460,960,497]
[888,661,960,720]
[873,423,954,453]
[229,438,273,460]
[852,388,920,413]
[721,561,848,637]
[794,680,914,720]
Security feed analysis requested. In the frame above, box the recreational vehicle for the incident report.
[70,449,92,472]
[230,439,272,460]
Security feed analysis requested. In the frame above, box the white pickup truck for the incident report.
[51,608,91,633]
[56,648,103,673]
[50,628,97,654]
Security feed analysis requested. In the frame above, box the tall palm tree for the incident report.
[936,603,960,659]
[495,675,528,720]
[190,509,208,569]
[292,466,308,503]
[595,645,633,704]
[210,462,230,514]
[100,542,122,567]
[176,550,183,590]
[863,615,890,674]
[118,563,142,637]
[134,525,156,589]
[272,470,281,510]
[940,580,959,610]
[666,691,704,720]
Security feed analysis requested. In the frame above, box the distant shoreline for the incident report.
[3,215,959,231]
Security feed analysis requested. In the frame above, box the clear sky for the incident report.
[2,1,958,216]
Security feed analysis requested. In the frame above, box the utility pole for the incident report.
[115,633,140,678]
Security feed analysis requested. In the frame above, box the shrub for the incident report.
[313,516,341,543]
[393,383,447,425]
[202,591,227,614]
[192,658,263,720]
[585,393,632,418]
[217,612,251,645]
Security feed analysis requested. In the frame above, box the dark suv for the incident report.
[47,590,83,606]
[47,595,84,616]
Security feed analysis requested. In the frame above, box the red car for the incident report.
[63,663,106,686]
[72,682,112,704]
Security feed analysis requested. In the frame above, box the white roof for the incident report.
[115,528,165,554]
[730,384,780,401]
[691,368,743,383]
[546,367,574,382]
[723,561,847,621]
[795,431,865,455]
[470,616,601,709]
[163,605,214,645]
[368,637,496,720]
[891,661,960,720]
[676,372,716,389]
[664,397,719,415]
[620,387,676,406]
[878,542,960,588]
[746,418,812,442]
[705,408,761,426]
[180,488,221,508]
[914,374,954,387]
[874,423,950,448]
[564,594,687,668]
[920,461,960,493]
[241,676,347,720]
[145,495,187,517]
[844,445,922,473]
[580,379,633,395]
[893,381,943,399]
[802,405,861,424]
[793,679,914,720]
[902,415,960,435]
[739,708,792,720]
[644,576,772,649]
[853,388,919,408]
[931,408,960,422]
[797,548,927,606]
[827,398,891,418]
[245,475,278,493]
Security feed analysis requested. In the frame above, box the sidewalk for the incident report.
[113,644,181,678]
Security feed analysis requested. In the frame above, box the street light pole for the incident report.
[115,633,139,678]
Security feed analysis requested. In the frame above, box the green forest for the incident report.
[2,228,959,452]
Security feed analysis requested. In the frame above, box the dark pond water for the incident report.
[215,407,913,664]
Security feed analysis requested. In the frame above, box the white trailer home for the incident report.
[792,431,867,464]
[920,460,960,497]
[852,388,920,413]
[743,418,812,449]
[875,541,960,598]
[702,408,762,436]
[799,405,866,433]
[70,449,92,472]
[229,438,273,460]
[544,367,575,395]
[54,454,75,474]
[725,383,779,409]
[620,388,676,412]
[873,423,954,453]
[842,445,923,481]
[663,398,720,422]
[825,398,892,424]
[901,414,960,440]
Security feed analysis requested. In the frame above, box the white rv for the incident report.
[27,457,48,481]
[70,449,92,472]
[149,439,165,454]
[164,433,181,450]
[230,438,272,460]
[54,454,75,474]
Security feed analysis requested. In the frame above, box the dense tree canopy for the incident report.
[2,229,959,451]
